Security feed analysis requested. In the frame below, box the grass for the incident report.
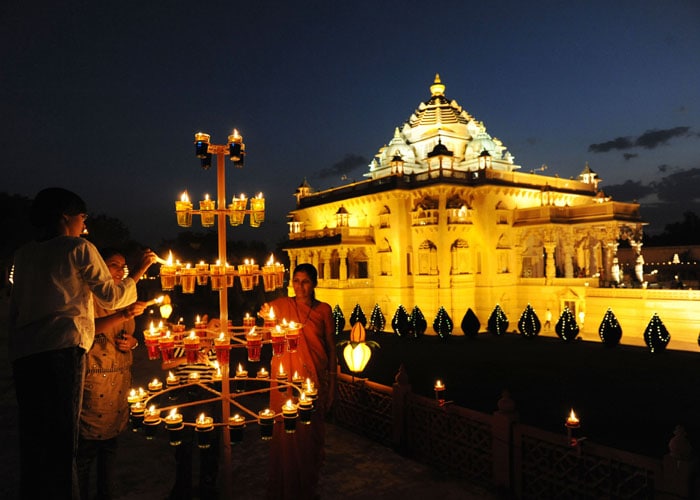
[334,329,700,458]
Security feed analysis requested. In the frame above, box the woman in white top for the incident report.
[9,187,156,500]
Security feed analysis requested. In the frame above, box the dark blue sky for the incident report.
[2,1,699,247]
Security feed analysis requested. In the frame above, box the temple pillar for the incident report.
[321,250,331,281]
[544,243,557,284]
[339,248,348,281]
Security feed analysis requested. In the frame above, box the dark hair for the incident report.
[293,263,318,286]
[99,247,124,261]
[30,187,87,229]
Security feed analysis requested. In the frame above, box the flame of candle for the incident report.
[300,391,307,402]
[188,330,197,340]
[168,371,176,379]
[305,378,313,391]
[267,253,274,266]
[435,380,444,389]
[279,363,285,375]
[167,251,174,265]
[269,307,275,320]
[169,408,178,418]
[180,191,190,203]
[218,332,225,341]
[129,388,136,398]
[237,363,244,373]
[567,408,579,424]
[197,413,207,424]
[284,399,294,410]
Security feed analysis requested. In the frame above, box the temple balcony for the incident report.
[286,226,375,247]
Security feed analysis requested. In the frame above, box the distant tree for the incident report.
[555,306,580,341]
[432,306,453,339]
[391,305,410,337]
[367,304,385,335]
[332,305,345,335]
[643,313,670,353]
[85,213,132,250]
[598,308,622,346]
[460,308,481,337]
[409,305,427,338]
[518,304,541,338]
[487,304,509,336]
[644,211,700,246]
[349,303,367,327]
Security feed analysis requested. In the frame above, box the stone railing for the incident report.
[332,368,695,499]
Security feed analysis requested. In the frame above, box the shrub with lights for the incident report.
[433,306,453,339]
[643,313,671,353]
[554,306,579,341]
[598,308,622,346]
[332,304,345,335]
[349,303,367,327]
[517,303,541,338]
[368,304,386,335]
[409,305,427,339]
[487,304,509,336]
[461,308,481,337]
[391,305,411,337]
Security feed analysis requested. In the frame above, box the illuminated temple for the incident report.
[282,75,699,348]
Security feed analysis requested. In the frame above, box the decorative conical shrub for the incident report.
[409,306,427,338]
[598,308,622,346]
[332,305,345,335]
[349,303,367,327]
[433,306,453,339]
[643,313,670,353]
[461,308,481,337]
[368,304,386,335]
[517,304,541,338]
[487,304,509,336]
[555,306,579,341]
[391,305,411,337]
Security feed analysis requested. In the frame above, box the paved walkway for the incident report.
[113,418,497,500]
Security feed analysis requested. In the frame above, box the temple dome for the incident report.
[366,74,519,179]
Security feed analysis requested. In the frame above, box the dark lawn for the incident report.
[334,330,700,458]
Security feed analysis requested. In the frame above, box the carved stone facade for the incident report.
[283,75,645,331]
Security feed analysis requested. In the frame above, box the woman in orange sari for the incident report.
[260,263,336,500]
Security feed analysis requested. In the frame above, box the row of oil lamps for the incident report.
[175,191,265,228]
[158,253,285,293]
[128,370,318,446]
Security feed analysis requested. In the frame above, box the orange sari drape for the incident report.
[267,297,333,500]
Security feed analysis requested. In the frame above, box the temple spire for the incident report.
[430,73,445,96]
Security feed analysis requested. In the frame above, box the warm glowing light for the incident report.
[180,191,190,203]
[343,343,372,373]
[566,408,580,426]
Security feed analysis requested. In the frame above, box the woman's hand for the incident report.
[124,301,148,319]
[258,302,271,318]
[116,332,137,352]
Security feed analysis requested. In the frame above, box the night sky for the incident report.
[2,1,699,248]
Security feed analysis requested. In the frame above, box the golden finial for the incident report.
[430,73,445,96]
